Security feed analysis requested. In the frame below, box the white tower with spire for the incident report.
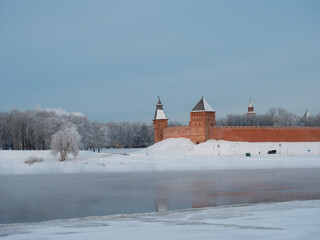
[153,97,168,143]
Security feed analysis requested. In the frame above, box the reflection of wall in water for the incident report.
[190,177,320,209]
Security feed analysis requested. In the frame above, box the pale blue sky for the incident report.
[1,0,319,123]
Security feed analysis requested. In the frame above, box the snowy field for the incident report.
[1,200,319,240]
[0,138,320,175]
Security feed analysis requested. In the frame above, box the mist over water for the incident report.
[1,168,320,224]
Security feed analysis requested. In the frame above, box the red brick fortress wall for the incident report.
[163,126,191,140]
[210,126,320,142]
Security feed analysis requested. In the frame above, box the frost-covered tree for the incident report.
[50,126,81,161]
[0,112,11,149]
[91,121,108,152]
[106,121,154,148]
[216,107,316,127]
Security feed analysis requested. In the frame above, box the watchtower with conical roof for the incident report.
[153,97,168,143]
[189,97,215,144]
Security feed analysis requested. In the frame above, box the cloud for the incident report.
[35,105,84,117]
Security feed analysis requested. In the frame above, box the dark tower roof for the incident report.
[156,97,163,110]
[191,97,215,112]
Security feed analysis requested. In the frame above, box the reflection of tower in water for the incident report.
[155,198,168,212]
[155,186,169,212]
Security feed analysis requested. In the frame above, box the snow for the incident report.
[0,138,320,175]
[155,109,167,119]
[1,200,319,240]
[1,140,319,238]
[203,98,215,111]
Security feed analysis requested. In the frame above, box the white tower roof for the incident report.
[154,109,167,120]
[154,97,168,120]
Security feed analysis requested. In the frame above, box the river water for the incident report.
[1,168,320,224]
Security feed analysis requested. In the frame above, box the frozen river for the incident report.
[1,168,320,224]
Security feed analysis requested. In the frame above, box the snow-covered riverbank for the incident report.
[1,138,320,175]
[1,200,319,240]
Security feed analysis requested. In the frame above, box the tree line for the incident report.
[216,108,320,127]
[0,109,154,151]
[1,107,319,151]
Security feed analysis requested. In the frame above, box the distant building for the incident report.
[303,109,310,118]
[153,97,320,144]
[246,98,256,116]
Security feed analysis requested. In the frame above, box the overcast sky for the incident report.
[1,0,319,124]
